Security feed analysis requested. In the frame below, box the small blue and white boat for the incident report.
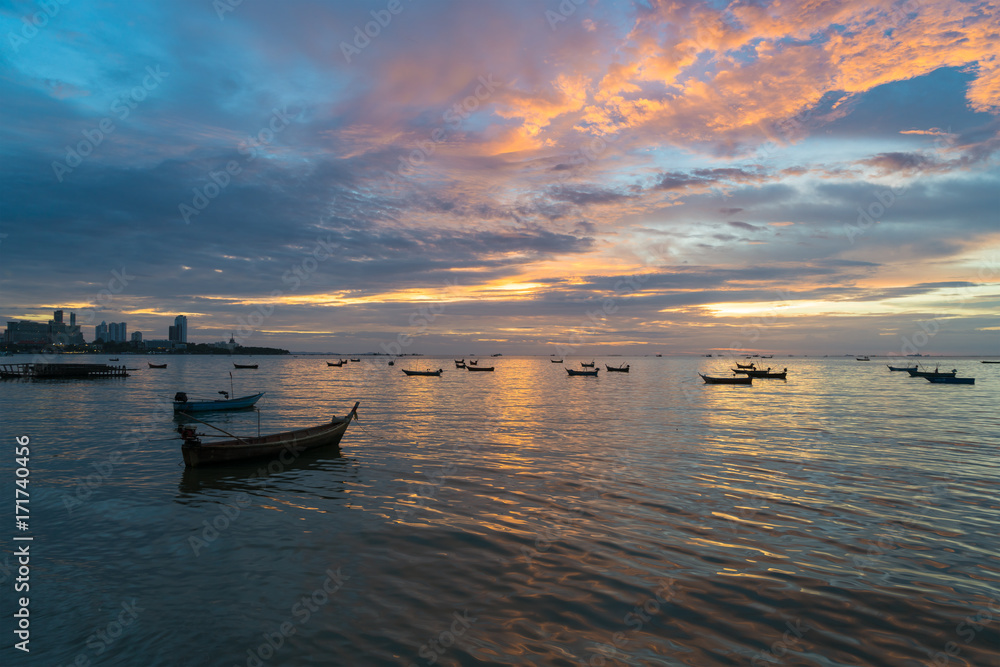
[173,391,265,412]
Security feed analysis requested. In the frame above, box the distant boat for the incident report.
[700,373,752,385]
[173,391,265,413]
[926,376,974,384]
[655,354,662,357]
[760,355,773,359]
[567,368,599,376]
[704,354,712,357]
[856,356,870,361]
[735,362,756,370]
[148,362,168,369]
[886,364,916,371]
[466,365,494,372]
[905,367,957,378]
[349,358,360,362]
[402,369,443,376]
[581,361,595,368]
[467,359,478,366]
[178,402,358,467]
[550,359,563,363]
[605,364,629,373]
[387,360,394,366]
[233,363,258,369]
[982,360,1000,364]
[455,359,466,368]
[327,361,344,367]
[109,357,119,361]
[491,353,502,357]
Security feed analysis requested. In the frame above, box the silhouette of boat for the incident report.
[233,363,258,369]
[905,367,957,378]
[733,367,787,379]
[926,376,974,384]
[580,361,595,368]
[455,359,466,368]
[467,359,478,366]
[550,359,563,363]
[466,365,494,372]
[735,362,756,369]
[349,358,360,362]
[605,364,629,372]
[173,391,265,412]
[148,362,168,368]
[856,356,870,361]
[700,374,752,385]
[981,360,1000,364]
[327,361,343,367]
[567,368,599,376]
[178,402,358,467]
[886,364,916,371]
[402,369,443,376]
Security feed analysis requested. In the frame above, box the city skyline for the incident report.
[1,1,998,355]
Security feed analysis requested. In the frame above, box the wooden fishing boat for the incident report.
[467,359,478,366]
[349,358,360,362]
[148,362,168,368]
[926,376,974,384]
[327,361,343,367]
[700,373,752,385]
[178,402,358,467]
[905,367,957,378]
[743,368,787,379]
[550,359,563,363]
[567,368,599,376]
[605,364,629,372]
[856,356,870,361]
[173,391,265,412]
[387,360,394,366]
[886,364,915,371]
[402,368,443,376]
[233,363,258,369]
[455,359,466,368]
[466,365,494,372]
[981,360,1000,364]
[581,361,595,368]
[735,362,756,370]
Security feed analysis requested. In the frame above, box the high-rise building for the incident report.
[2,310,83,346]
[168,325,178,341]
[107,322,127,343]
[131,331,142,343]
[174,315,188,343]
[54,310,64,324]
[95,321,109,342]
[70,312,76,327]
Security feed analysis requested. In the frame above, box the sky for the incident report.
[1,0,998,355]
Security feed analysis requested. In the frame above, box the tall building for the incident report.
[108,322,127,343]
[174,315,188,343]
[131,331,142,343]
[54,310,64,324]
[95,321,109,341]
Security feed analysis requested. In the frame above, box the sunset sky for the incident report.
[2,0,998,355]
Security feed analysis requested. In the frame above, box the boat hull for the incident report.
[174,392,265,412]
[402,369,443,376]
[466,366,494,372]
[605,365,629,372]
[567,369,599,376]
[182,415,353,467]
[926,377,974,384]
[700,374,752,385]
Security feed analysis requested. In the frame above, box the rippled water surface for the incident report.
[2,354,999,666]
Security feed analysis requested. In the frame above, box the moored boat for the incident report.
[327,361,343,367]
[402,368,443,376]
[605,364,629,372]
[233,363,258,369]
[567,368,599,376]
[905,367,957,378]
[926,376,975,384]
[735,362,756,369]
[700,373,752,385]
[173,391,265,412]
[148,362,168,368]
[550,359,563,363]
[742,367,787,379]
[178,402,358,467]
[856,356,870,361]
[455,359,466,368]
[581,361,595,368]
[466,365,494,372]
[886,364,916,371]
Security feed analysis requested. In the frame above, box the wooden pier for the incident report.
[0,363,129,379]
